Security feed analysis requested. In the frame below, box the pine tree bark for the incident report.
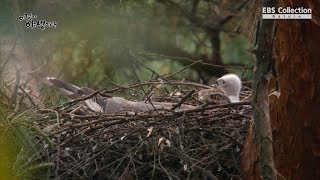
[241,0,320,179]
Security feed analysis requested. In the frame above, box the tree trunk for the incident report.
[207,28,228,77]
[241,0,320,179]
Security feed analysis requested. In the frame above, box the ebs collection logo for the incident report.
[262,7,312,19]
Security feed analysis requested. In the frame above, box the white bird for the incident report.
[198,73,242,103]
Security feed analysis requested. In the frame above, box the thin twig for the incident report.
[18,86,37,108]
[138,52,254,70]
[171,90,195,110]
[56,90,99,109]
[128,50,186,93]
[175,101,251,115]
[131,66,160,115]
[166,60,202,78]
[103,80,211,94]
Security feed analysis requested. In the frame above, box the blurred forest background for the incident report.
[0,0,254,89]
[0,0,255,179]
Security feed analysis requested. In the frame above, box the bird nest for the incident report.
[38,82,252,179]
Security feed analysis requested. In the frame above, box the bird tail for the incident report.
[28,71,84,99]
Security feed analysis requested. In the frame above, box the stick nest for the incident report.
[39,82,252,179]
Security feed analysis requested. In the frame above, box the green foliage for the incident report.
[221,32,254,79]
[0,102,53,179]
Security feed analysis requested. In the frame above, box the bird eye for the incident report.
[221,80,225,84]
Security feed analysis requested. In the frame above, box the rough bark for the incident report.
[241,0,320,179]
[270,0,320,178]
[241,0,277,179]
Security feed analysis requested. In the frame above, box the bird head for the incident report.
[215,74,242,102]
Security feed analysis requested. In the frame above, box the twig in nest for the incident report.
[56,90,99,109]
[105,75,140,94]
[131,67,160,115]
[175,101,251,116]
[171,90,195,110]
[103,80,211,94]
